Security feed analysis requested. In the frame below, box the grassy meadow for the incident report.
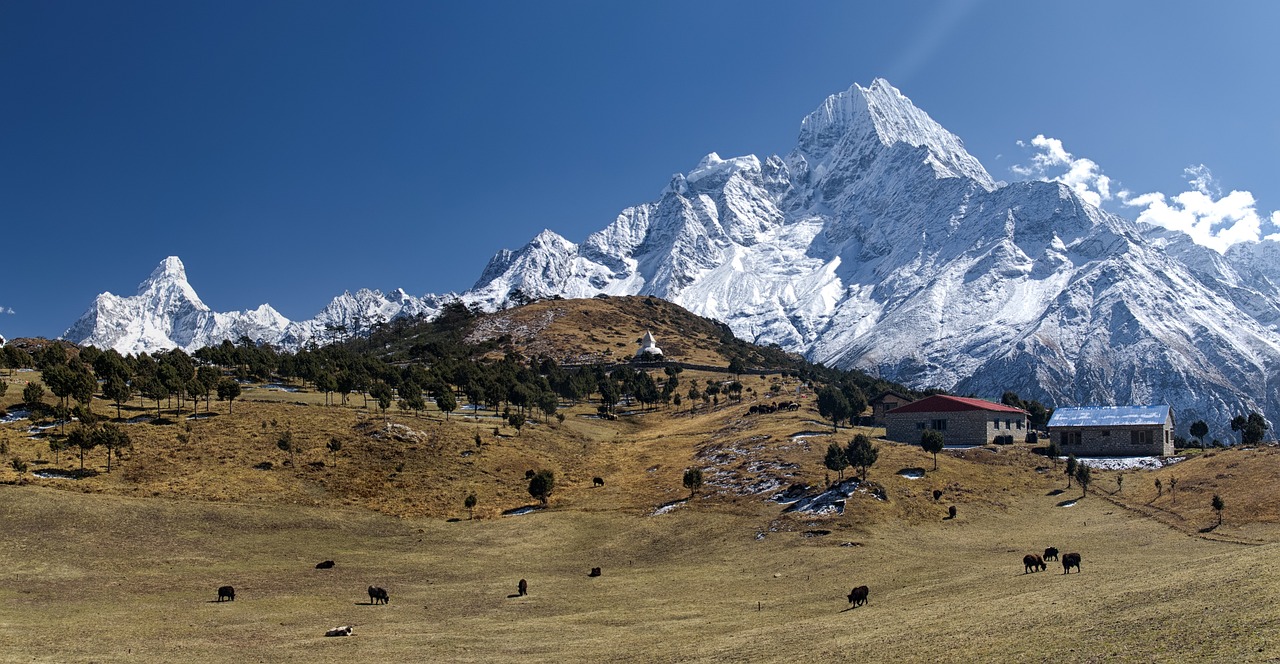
[3,369,1280,661]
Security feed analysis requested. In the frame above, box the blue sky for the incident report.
[2,1,1277,339]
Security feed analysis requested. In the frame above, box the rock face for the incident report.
[64,257,447,354]
[464,79,1280,438]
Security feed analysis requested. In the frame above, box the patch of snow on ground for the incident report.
[1071,456,1185,471]
[784,477,861,515]
[897,468,925,479]
[501,506,541,516]
[1058,499,1078,508]
[263,383,299,392]
[27,421,67,434]
[32,469,82,480]
[1,409,30,423]
[651,499,688,516]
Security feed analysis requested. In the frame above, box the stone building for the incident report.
[1047,405,1175,456]
[869,390,911,426]
[884,394,1029,446]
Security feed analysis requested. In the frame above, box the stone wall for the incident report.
[1051,425,1174,456]
[886,409,1028,446]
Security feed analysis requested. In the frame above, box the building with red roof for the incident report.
[884,395,1028,446]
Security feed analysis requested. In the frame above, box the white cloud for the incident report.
[1012,136,1279,253]
[1119,165,1275,253]
[1011,135,1112,207]
[0,307,13,315]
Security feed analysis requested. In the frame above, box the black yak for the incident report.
[217,585,235,602]
[846,585,869,607]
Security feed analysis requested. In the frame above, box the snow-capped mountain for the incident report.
[468,79,1280,436]
[63,79,1280,437]
[64,257,447,354]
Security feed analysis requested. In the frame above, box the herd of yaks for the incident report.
[212,559,539,636]
[847,547,1083,610]
[213,549,1085,628]
[1019,547,1083,575]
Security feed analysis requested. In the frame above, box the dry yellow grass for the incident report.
[6,371,1280,661]
[2,474,1278,663]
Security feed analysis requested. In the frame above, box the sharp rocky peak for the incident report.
[795,78,994,189]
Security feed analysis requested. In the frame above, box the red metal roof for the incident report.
[886,394,1027,415]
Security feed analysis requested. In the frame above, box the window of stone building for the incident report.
[1132,430,1152,446]
[931,419,947,431]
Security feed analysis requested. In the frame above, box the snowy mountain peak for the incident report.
[796,79,994,189]
[530,229,576,251]
[463,78,1280,438]
[65,257,445,354]
[138,255,207,312]
[687,153,762,184]
[148,255,187,282]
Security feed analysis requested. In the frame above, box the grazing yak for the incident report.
[593,477,605,487]
[217,585,235,602]
[315,560,335,569]
[368,586,390,604]
[518,579,528,596]
[1062,552,1082,574]
[1043,547,1059,562]
[1023,554,1046,573]
[847,585,869,607]
[589,567,602,577]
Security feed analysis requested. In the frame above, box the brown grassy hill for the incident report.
[464,294,784,367]
[6,339,1280,541]
[0,366,1065,525]
[9,339,1280,658]
[1093,446,1280,544]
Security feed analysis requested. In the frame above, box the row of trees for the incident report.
[17,345,248,420]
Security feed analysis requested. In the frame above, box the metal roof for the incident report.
[1047,405,1172,428]
[886,394,1027,415]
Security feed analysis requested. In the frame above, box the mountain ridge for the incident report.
[62,79,1280,438]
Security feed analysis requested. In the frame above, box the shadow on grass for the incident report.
[1199,524,1220,533]
[1046,489,1065,496]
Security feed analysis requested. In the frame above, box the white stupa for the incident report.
[635,330,663,359]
